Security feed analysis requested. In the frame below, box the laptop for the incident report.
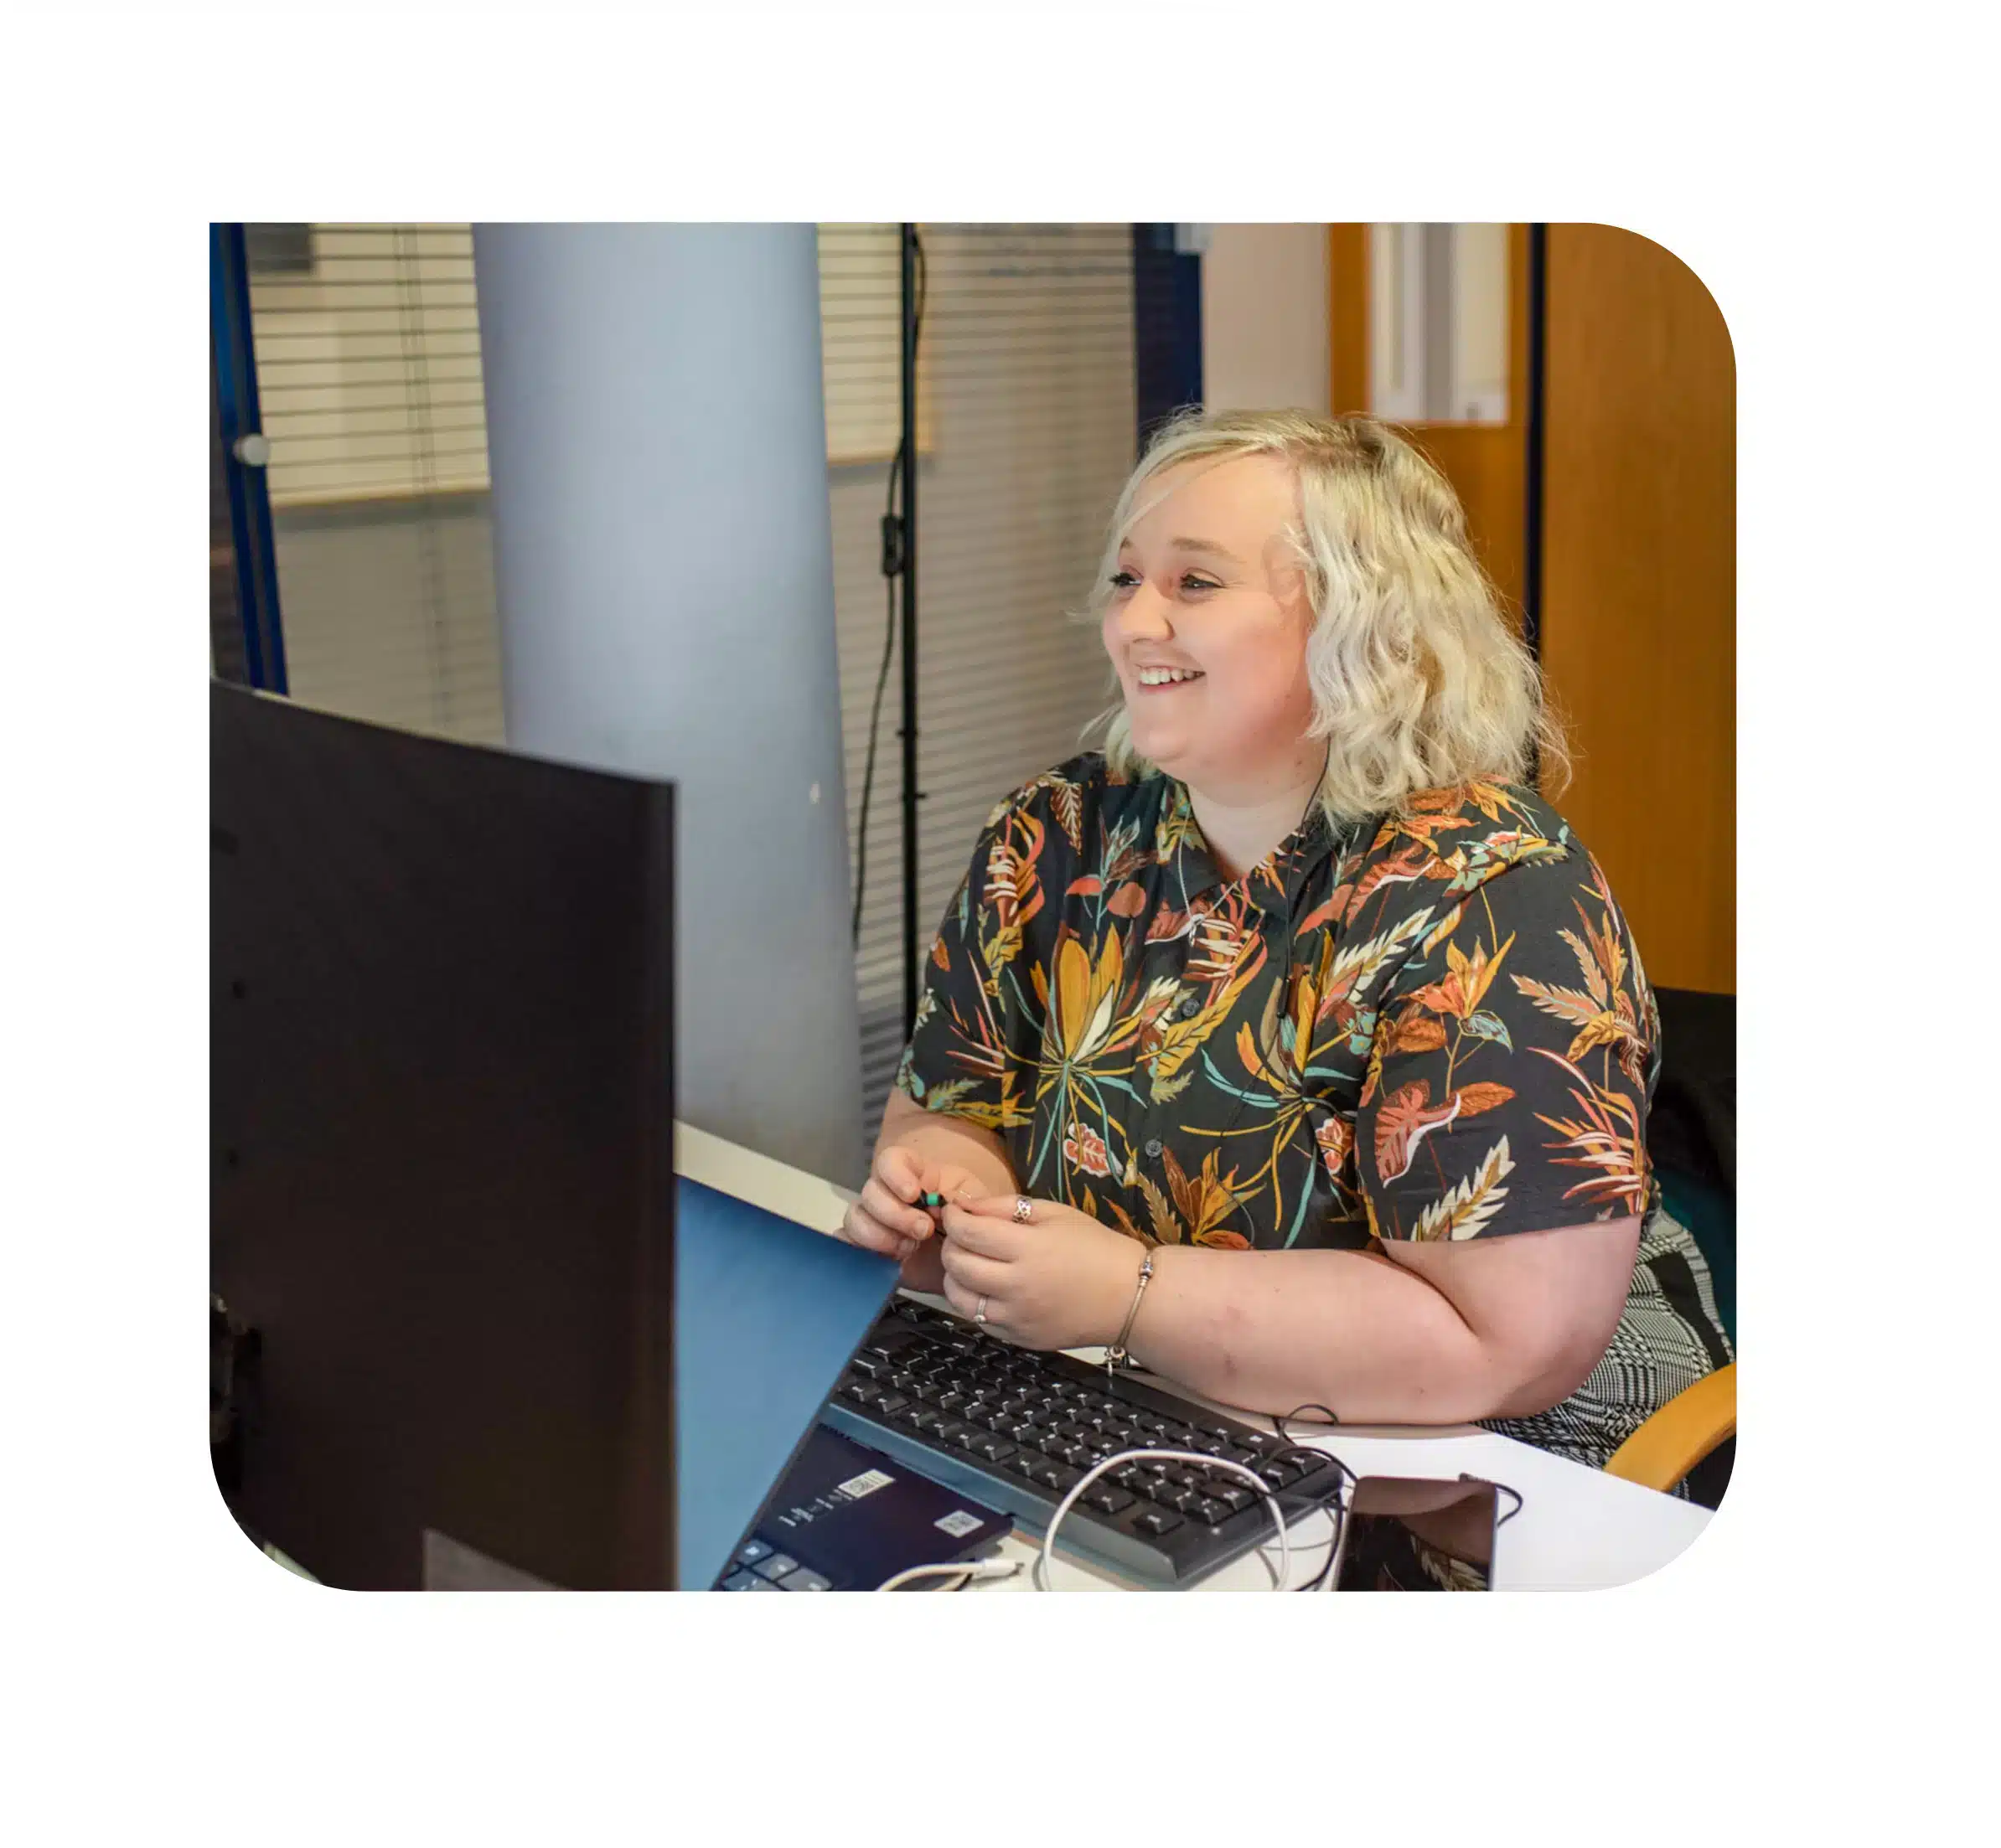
[675,1176,1007,1591]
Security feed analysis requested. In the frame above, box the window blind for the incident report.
[822,224,1138,1157]
[245,223,505,744]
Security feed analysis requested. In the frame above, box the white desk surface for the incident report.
[675,1122,1712,1592]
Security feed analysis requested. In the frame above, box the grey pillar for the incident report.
[473,224,863,1186]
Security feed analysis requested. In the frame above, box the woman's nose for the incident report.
[1114,582,1172,640]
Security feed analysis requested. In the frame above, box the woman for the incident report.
[840,408,1731,1478]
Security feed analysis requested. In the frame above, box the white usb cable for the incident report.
[1038,1448,1291,1592]
[872,1447,1294,1592]
[876,1557,1023,1592]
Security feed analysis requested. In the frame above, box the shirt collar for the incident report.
[1155,779,1346,917]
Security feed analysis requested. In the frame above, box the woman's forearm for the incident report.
[1118,1245,1515,1426]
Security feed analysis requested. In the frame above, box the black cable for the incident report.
[851,462,900,945]
[1270,1402,1357,1591]
[1462,1472,1525,1527]
[851,228,927,947]
[1272,1402,1340,1437]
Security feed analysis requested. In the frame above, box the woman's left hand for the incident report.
[936,1193,1150,1351]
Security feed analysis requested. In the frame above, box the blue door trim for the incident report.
[1132,225,1202,455]
[209,224,288,693]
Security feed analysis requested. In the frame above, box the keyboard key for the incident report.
[874,1391,909,1416]
[888,1371,918,1391]
[1061,1444,1095,1469]
[1006,1450,1043,1479]
[1161,1487,1202,1514]
[746,1576,783,1591]
[1192,1498,1233,1526]
[914,1382,946,1405]
[907,1408,944,1433]
[850,1355,890,1380]
[1040,1435,1072,1459]
[951,1426,983,1453]
[778,1568,832,1591]
[972,1438,1016,1463]
[752,1553,799,1582]
[847,1381,885,1407]
[1084,1486,1135,1516]
[1211,1485,1255,1513]
[721,1570,761,1590]
[937,1391,968,1413]
[933,1420,967,1445]
[1047,1464,1084,1493]
[1135,1509,1183,1536]
[736,1539,773,1565]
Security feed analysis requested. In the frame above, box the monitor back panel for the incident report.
[211,685,676,1589]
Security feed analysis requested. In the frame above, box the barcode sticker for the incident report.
[934,1510,985,1539]
[838,1469,894,1500]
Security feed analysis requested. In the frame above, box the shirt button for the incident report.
[1144,1138,1163,1159]
[1179,996,1201,1018]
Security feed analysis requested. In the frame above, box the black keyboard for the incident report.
[819,1296,1339,1587]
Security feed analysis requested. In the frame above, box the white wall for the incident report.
[1200,225,1329,414]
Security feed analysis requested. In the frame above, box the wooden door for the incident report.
[1541,225,1735,995]
[1325,222,1735,995]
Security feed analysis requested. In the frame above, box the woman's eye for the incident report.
[1181,575,1221,594]
[1109,570,1140,591]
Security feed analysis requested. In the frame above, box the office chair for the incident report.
[1605,1362,1736,1497]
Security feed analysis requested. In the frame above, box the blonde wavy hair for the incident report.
[1087,407,1567,824]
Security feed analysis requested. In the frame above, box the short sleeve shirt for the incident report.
[894,751,1662,1254]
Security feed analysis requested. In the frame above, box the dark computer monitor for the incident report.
[210,682,678,1589]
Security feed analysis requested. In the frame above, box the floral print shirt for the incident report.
[895,751,1660,1257]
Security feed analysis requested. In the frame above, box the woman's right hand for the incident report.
[841,1143,983,1274]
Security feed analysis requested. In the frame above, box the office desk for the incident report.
[675,1125,1713,1592]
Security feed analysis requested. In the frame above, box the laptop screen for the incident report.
[673,1177,901,1589]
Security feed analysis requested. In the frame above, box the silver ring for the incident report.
[1011,1195,1033,1225]
[975,1297,989,1324]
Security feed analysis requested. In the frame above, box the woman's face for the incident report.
[1101,452,1319,799]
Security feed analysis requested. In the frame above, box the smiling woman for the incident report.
[836,407,1731,1484]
